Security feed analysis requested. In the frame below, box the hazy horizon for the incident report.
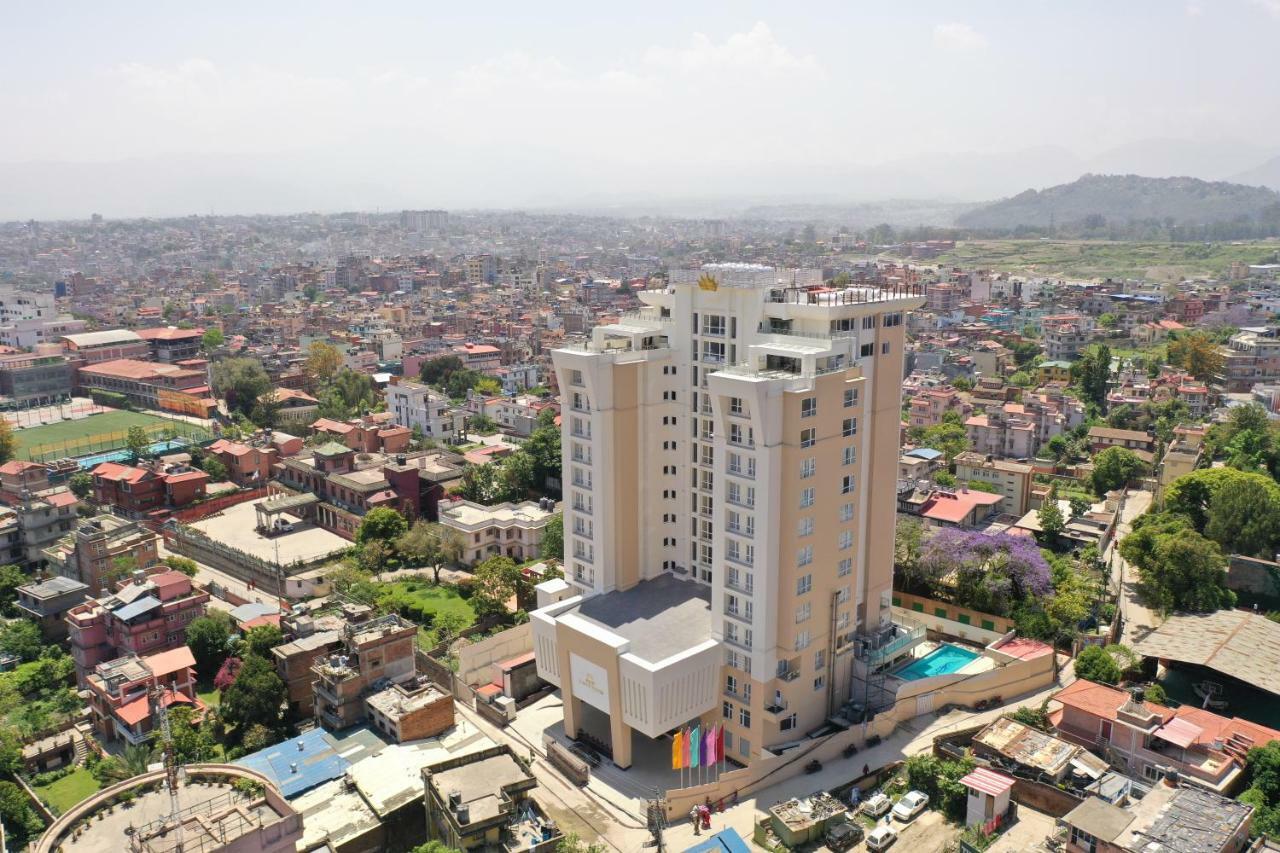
[5,1,1280,220]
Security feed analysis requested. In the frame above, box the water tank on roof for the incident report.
[456,804,470,824]
[449,790,462,808]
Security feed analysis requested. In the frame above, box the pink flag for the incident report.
[682,726,692,767]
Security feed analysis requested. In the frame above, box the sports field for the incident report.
[13,410,208,461]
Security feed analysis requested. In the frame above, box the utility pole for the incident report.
[151,681,185,852]
[646,790,668,852]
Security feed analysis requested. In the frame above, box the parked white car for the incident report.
[861,792,892,818]
[891,790,929,822]
[866,824,898,851]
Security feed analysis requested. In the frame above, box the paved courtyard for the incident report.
[188,498,350,563]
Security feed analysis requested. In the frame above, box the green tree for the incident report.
[163,555,199,576]
[1166,468,1280,532]
[473,555,521,616]
[221,654,286,730]
[186,613,234,678]
[319,369,377,418]
[1120,514,1234,614]
[541,512,564,561]
[0,729,23,776]
[1204,473,1280,558]
[241,624,284,659]
[1071,344,1112,410]
[168,706,216,763]
[201,327,225,351]
[213,358,273,417]
[1098,312,1119,329]
[397,520,442,568]
[474,376,502,396]
[498,449,535,498]
[358,539,392,577]
[126,424,151,461]
[419,355,467,387]
[356,506,408,547]
[0,564,26,617]
[524,414,562,491]
[1074,645,1121,685]
[304,341,342,388]
[1166,330,1225,382]
[894,519,930,592]
[904,753,976,822]
[250,393,283,430]
[919,422,970,463]
[1038,484,1066,543]
[198,455,229,481]
[468,413,499,435]
[240,722,279,754]
[0,780,45,848]
[1240,741,1280,839]
[0,419,16,466]
[1090,446,1148,497]
[0,620,42,661]
[1008,702,1052,731]
[413,841,463,853]
[68,470,93,498]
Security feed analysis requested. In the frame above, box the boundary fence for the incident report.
[22,421,212,463]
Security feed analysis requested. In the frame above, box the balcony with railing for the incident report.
[855,619,926,667]
[765,282,923,305]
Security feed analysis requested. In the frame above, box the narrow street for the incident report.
[1105,489,1161,647]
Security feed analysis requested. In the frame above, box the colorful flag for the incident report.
[717,723,725,762]
[703,725,717,764]
[690,725,701,768]
[682,726,692,767]
[671,729,683,770]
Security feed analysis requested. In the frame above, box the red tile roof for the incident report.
[1052,679,1172,724]
[919,489,1003,524]
[143,645,196,678]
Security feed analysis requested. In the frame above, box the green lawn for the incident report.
[197,680,221,709]
[886,239,1280,282]
[13,409,180,459]
[372,580,477,627]
[33,766,101,814]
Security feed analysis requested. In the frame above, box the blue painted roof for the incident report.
[685,828,751,853]
[112,596,161,622]
[905,447,944,461]
[235,727,351,799]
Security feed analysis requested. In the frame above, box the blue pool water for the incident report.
[75,438,191,469]
[896,643,980,681]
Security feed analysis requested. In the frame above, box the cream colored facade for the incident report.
[535,265,924,765]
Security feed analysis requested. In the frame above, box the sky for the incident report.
[4,1,1280,219]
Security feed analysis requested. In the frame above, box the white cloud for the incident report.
[1250,0,1280,17]
[1185,3,1203,16]
[932,22,989,52]
[642,22,821,77]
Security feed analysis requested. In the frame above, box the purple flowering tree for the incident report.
[917,529,1051,617]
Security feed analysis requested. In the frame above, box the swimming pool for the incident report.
[75,438,191,469]
[896,643,980,681]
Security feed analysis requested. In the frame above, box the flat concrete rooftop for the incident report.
[571,574,712,663]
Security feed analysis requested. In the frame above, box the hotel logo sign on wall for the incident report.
[569,653,610,713]
[698,274,719,292]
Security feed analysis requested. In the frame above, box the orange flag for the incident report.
[671,729,684,770]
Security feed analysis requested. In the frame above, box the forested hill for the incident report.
[956,174,1280,230]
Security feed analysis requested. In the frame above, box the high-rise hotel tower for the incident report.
[532,264,924,767]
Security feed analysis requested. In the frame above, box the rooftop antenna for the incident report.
[151,680,186,851]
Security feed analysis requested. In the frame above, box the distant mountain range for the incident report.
[955,174,1280,230]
